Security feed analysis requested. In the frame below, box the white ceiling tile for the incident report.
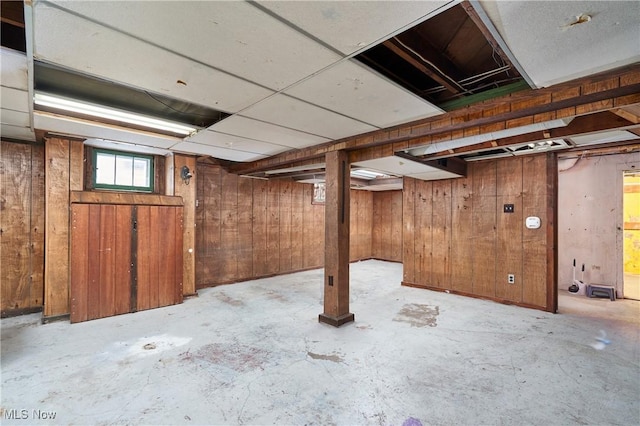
[286,60,442,128]
[43,0,342,91]
[170,141,269,162]
[480,0,640,87]
[1,48,29,90]
[570,130,640,146]
[407,170,463,181]
[33,112,178,149]
[1,124,35,141]
[32,3,274,113]
[1,109,30,127]
[1,87,29,113]
[257,1,451,55]
[187,130,290,156]
[210,116,331,149]
[241,94,378,140]
[354,156,436,176]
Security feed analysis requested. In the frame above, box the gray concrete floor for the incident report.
[1,260,639,425]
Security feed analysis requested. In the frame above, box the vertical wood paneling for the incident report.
[136,206,152,311]
[98,205,116,317]
[415,180,433,285]
[220,173,238,282]
[403,155,552,311]
[279,180,292,272]
[44,138,71,317]
[70,204,90,323]
[1,143,32,313]
[471,161,497,297]
[267,180,280,274]
[114,205,132,315]
[252,179,268,277]
[290,182,305,270]
[432,181,451,288]
[86,205,102,320]
[495,158,523,302]
[372,193,383,258]
[30,145,45,309]
[303,184,314,269]
[237,177,253,280]
[522,155,549,307]
[450,177,473,293]
[403,177,416,283]
[391,191,403,261]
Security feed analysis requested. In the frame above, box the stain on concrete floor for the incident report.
[394,304,439,327]
[307,351,344,363]
[181,343,269,372]
[215,292,244,306]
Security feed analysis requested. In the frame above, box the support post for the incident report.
[319,151,354,327]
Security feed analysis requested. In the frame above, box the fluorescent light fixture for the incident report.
[351,169,391,180]
[34,92,197,136]
[407,118,574,157]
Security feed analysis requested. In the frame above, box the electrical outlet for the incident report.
[504,204,515,213]
[508,274,515,284]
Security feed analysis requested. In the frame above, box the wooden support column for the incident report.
[173,154,197,297]
[319,150,354,327]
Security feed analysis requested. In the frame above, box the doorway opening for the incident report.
[623,171,640,300]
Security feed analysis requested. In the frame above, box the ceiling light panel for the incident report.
[32,3,274,113]
[187,130,291,156]
[255,1,450,55]
[285,60,442,128]
[479,0,640,87]
[41,0,342,91]
[240,94,377,140]
[33,111,179,150]
[209,115,331,149]
[169,142,269,163]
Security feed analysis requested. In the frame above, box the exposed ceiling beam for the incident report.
[382,37,465,95]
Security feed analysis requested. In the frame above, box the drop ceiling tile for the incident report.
[241,94,377,140]
[256,1,451,55]
[407,170,462,181]
[210,116,331,149]
[480,0,640,87]
[33,112,178,149]
[170,141,269,162]
[353,156,436,176]
[1,48,29,90]
[1,87,29,113]
[1,124,35,141]
[43,0,342,91]
[286,60,442,128]
[187,130,291,156]
[1,109,30,127]
[32,3,274,113]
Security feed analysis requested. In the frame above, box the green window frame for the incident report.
[93,149,154,192]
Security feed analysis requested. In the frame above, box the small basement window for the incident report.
[93,149,154,192]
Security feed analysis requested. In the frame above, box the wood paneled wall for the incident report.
[1,141,45,317]
[372,190,403,262]
[402,154,556,311]
[195,164,376,288]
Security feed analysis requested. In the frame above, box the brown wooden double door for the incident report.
[70,204,183,323]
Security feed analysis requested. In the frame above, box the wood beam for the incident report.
[319,151,354,327]
[382,38,465,94]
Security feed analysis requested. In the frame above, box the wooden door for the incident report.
[135,205,183,311]
[70,204,133,322]
[70,204,183,323]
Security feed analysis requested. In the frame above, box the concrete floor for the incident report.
[1,260,639,425]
